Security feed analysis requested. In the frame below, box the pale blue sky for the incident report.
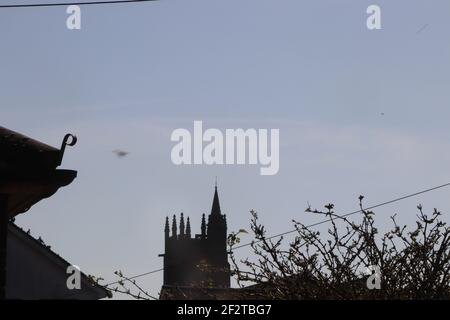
[2,0,450,298]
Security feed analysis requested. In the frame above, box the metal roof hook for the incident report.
[58,133,77,166]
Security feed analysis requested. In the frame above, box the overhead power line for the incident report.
[0,0,158,8]
[233,181,450,249]
[104,181,450,285]
[106,268,163,286]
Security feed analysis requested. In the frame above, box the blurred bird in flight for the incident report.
[113,149,130,158]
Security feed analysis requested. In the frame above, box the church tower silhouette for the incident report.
[161,185,230,288]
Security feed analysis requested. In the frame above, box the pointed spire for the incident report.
[171,214,177,238]
[179,212,185,237]
[211,184,221,216]
[201,213,206,239]
[186,217,191,238]
[164,216,170,237]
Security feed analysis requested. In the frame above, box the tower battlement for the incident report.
[161,186,230,288]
